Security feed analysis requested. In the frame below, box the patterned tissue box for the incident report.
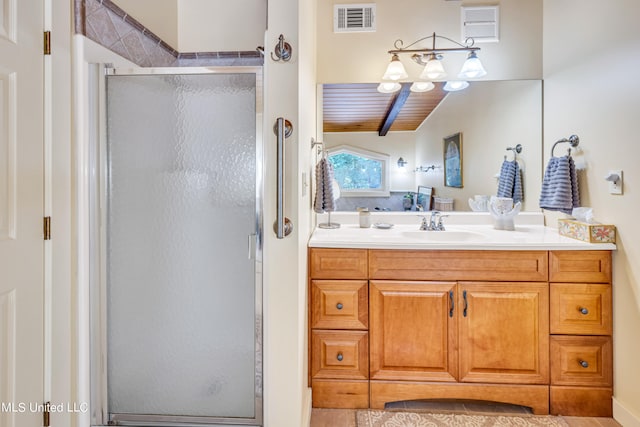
[558,219,616,243]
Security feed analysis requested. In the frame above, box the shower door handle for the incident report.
[273,117,294,239]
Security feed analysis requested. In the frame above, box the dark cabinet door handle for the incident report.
[579,360,589,368]
[463,290,468,317]
[336,303,343,310]
[337,353,344,362]
[579,307,589,315]
[449,290,454,318]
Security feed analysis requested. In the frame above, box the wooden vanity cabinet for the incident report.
[549,251,613,417]
[458,282,549,385]
[369,281,458,383]
[308,248,613,417]
[369,280,549,385]
[309,249,369,408]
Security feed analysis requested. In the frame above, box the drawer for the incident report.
[369,250,548,281]
[550,386,612,417]
[550,283,612,335]
[311,280,368,330]
[309,248,368,279]
[549,251,611,283]
[550,336,612,387]
[311,330,368,380]
[311,379,369,408]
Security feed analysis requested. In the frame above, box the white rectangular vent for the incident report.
[462,6,499,43]
[334,4,376,33]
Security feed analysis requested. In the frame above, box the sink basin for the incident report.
[401,230,489,242]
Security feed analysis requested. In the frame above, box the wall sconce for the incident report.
[379,32,487,93]
[397,157,408,168]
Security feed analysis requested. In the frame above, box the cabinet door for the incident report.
[370,281,458,382]
[459,282,549,384]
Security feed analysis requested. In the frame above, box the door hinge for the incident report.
[43,401,51,427]
[44,31,51,55]
[44,216,51,240]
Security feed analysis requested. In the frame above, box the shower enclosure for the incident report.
[89,67,263,426]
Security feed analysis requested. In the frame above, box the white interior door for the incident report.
[0,0,45,426]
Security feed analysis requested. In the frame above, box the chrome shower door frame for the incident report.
[89,66,264,427]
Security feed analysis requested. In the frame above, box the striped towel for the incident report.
[314,158,337,213]
[539,155,580,214]
[497,160,523,204]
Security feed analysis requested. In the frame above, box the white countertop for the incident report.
[309,212,617,251]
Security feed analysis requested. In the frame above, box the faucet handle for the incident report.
[437,214,449,230]
[419,215,429,230]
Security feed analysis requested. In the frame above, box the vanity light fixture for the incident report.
[397,157,408,168]
[409,81,435,93]
[415,165,439,173]
[377,81,402,93]
[378,32,487,93]
[443,80,470,92]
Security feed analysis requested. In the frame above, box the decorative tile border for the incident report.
[75,0,263,67]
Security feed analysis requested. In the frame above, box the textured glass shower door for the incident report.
[104,69,262,425]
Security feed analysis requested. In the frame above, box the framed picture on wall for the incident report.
[444,132,463,188]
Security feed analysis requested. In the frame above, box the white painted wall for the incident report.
[323,132,417,192]
[177,0,266,52]
[111,0,265,52]
[298,1,318,424]
[543,1,640,424]
[415,80,542,211]
[111,0,179,49]
[51,0,72,425]
[263,0,316,425]
[316,0,542,83]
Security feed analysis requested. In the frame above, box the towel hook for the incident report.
[551,134,580,157]
[311,137,326,157]
[271,34,292,62]
[505,144,523,161]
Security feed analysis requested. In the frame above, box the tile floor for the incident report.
[310,400,623,427]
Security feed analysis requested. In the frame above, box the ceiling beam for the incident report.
[378,83,411,136]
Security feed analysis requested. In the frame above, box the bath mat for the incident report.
[356,410,570,427]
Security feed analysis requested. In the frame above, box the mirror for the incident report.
[322,80,542,212]
[416,186,433,211]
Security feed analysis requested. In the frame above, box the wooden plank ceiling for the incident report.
[322,82,448,135]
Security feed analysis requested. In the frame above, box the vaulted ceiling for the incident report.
[322,82,449,135]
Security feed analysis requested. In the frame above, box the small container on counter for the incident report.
[357,207,371,228]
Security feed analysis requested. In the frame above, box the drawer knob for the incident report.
[336,353,344,362]
[579,307,589,315]
[579,360,589,368]
[336,303,343,310]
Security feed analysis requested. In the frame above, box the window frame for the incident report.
[327,145,391,197]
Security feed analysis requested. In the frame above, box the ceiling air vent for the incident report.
[461,6,499,43]
[334,4,376,33]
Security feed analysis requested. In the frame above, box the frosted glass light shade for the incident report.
[420,56,447,80]
[377,81,402,93]
[458,51,487,78]
[443,80,469,91]
[382,54,408,81]
[410,81,435,92]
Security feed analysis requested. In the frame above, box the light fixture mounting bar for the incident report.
[388,47,480,55]
[387,32,479,56]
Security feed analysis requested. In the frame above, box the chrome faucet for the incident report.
[419,211,444,231]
